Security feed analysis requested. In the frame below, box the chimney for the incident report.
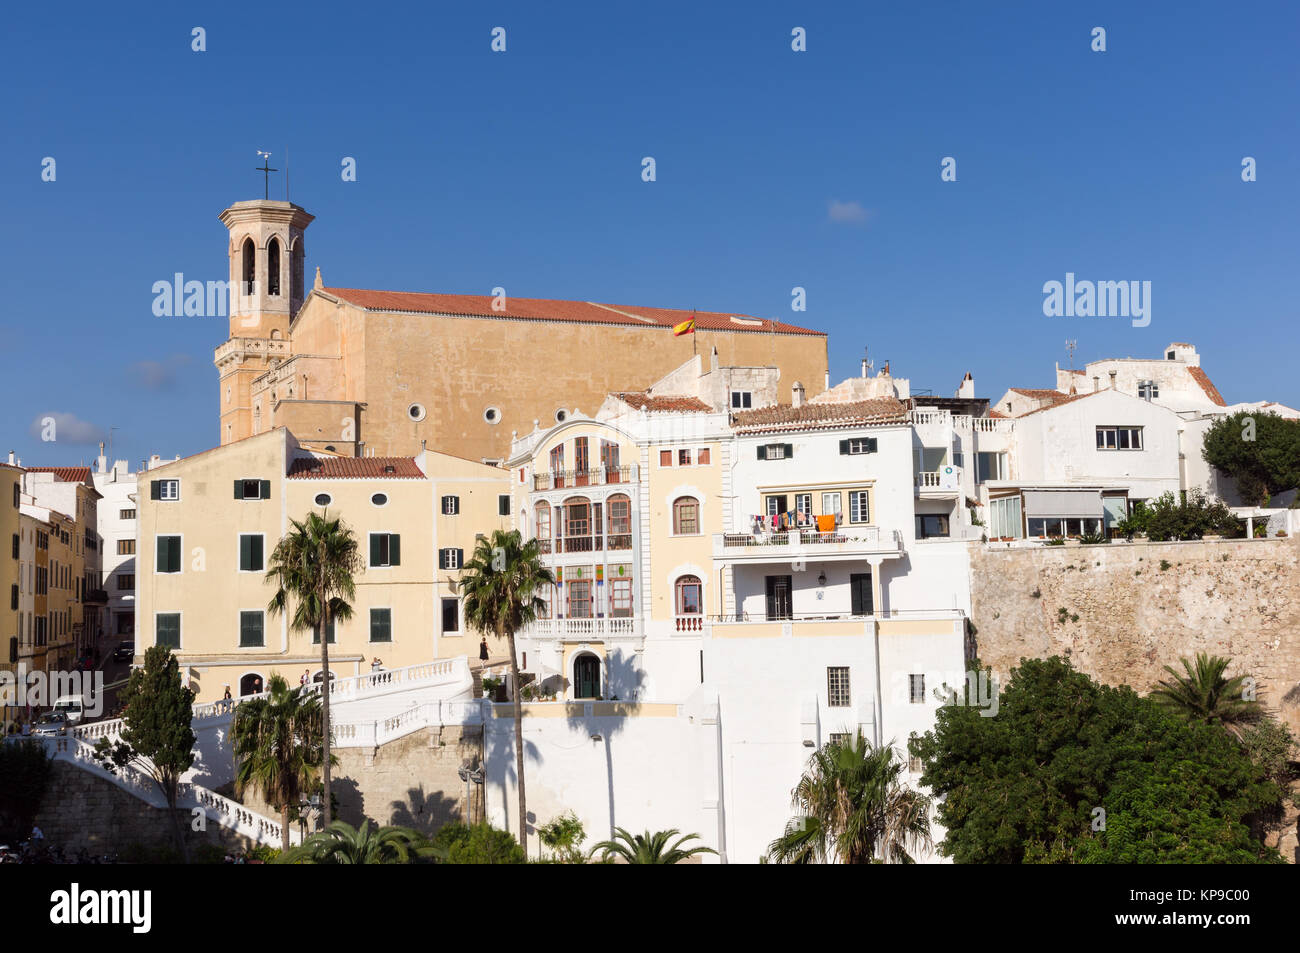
[792,381,805,408]
[97,441,107,474]
[881,361,890,377]
[956,372,975,399]
[6,450,14,466]
[861,349,870,379]
[1108,370,1117,390]
[1092,376,1099,393]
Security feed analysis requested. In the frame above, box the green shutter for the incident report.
[239,535,251,570]
[757,446,767,460]
[157,613,180,649]
[240,611,264,647]
[389,535,400,566]
[251,535,263,570]
[370,534,382,567]
[370,608,391,642]
[150,480,161,500]
[499,495,510,516]
[233,480,244,499]
[839,439,850,455]
[783,443,793,458]
[260,479,271,499]
[866,437,878,453]
[456,548,463,568]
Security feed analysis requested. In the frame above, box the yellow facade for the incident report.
[1,467,21,722]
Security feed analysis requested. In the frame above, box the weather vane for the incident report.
[256,150,278,200]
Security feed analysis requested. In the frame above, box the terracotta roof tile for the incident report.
[1187,366,1226,406]
[25,467,92,484]
[321,288,823,336]
[611,393,713,413]
[287,457,425,480]
[1010,388,1067,399]
[731,397,908,433]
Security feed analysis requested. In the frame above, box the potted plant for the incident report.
[482,675,503,700]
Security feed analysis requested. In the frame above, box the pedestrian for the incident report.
[371,657,383,672]
[223,686,232,701]
[252,677,262,694]
[30,824,43,843]
[479,637,489,662]
[300,669,310,687]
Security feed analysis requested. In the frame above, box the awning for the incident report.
[1022,488,1103,518]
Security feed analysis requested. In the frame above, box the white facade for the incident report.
[92,455,139,639]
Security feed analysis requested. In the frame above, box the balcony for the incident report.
[915,467,962,498]
[533,465,637,492]
[83,589,109,605]
[708,608,965,638]
[712,527,903,562]
[527,616,642,641]
[213,337,291,367]
[542,532,633,554]
[953,415,1015,434]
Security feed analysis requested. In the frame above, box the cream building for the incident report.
[212,198,830,462]
[134,428,511,703]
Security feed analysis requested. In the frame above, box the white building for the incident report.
[92,447,141,640]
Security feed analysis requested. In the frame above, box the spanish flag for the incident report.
[673,315,696,336]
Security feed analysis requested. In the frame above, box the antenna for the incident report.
[255,150,278,200]
[1065,339,1077,370]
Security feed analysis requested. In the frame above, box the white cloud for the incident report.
[128,354,192,391]
[28,412,105,446]
[827,199,871,225]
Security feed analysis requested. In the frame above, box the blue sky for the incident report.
[1,1,1296,468]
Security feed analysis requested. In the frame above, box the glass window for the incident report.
[678,448,692,467]
[675,575,702,615]
[536,502,551,541]
[673,497,699,535]
[909,673,925,704]
[239,610,264,647]
[156,613,180,649]
[849,491,870,524]
[159,480,180,501]
[827,667,851,707]
[370,608,392,642]
[821,492,842,517]
[568,580,592,618]
[731,391,752,409]
[795,494,812,518]
[441,598,459,633]
[611,578,633,617]
[916,514,950,539]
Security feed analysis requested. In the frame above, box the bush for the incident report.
[0,739,52,842]
[437,822,525,864]
[1142,491,1239,542]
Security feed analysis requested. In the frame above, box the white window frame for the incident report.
[764,444,786,460]
[909,673,926,704]
[827,667,851,707]
[1096,426,1144,451]
[440,597,460,635]
[845,438,874,455]
[731,391,752,409]
[849,490,870,524]
[821,492,842,517]
[439,548,461,570]
[369,532,396,569]
[158,479,180,501]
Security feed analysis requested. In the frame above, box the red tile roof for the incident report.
[321,288,823,336]
[1015,391,1098,418]
[987,410,1008,419]
[25,466,92,484]
[287,457,425,480]
[731,397,908,433]
[611,393,713,413]
[1010,388,1067,399]
[1187,366,1226,406]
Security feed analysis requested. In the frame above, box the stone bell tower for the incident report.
[213,200,314,445]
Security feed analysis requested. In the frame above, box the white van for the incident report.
[52,695,85,726]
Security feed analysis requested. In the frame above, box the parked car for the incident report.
[31,711,68,737]
[112,640,134,663]
[52,695,86,726]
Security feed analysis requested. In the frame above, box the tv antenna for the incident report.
[1065,339,1077,371]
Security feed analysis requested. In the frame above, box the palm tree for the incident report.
[1150,652,1262,736]
[265,510,362,825]
[768,733,931,864]
[231,674,329,853]
[459,529,554,850]
[590,827,716,864]
[279,820,443,864]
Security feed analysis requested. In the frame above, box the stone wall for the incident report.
[969,537,1300,731]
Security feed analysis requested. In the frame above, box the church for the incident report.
[213,198,831,462]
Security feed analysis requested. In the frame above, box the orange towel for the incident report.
[816,514,837,533]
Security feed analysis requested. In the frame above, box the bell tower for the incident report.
[213,200,314,445]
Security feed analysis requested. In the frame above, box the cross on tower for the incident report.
[255,150,278,200]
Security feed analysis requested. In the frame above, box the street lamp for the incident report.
[457,764,484,825]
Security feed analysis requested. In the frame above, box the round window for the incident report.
[371,493,388,506]
[408,403,426,422]
[554,409,568,423]
[484,407,501,425]
[314,493,332,507]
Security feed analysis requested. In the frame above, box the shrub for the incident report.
[1143,490,1239,542]
[444,823,525,864]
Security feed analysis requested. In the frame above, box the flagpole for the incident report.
[693,307,697,358]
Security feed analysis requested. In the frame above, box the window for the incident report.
[821,492,842,520]
[731,391,752,409]
[498,495,510,516]
[568,580,592,618]
[829,733,851,747]
[611,577,633,617]
[1027,517,1103,538]
[234,479,270,500]
[313,618,336,644]
[370,608,392,642]
[267,237,281,295]
[12,484,18,508]
[241,237,255,294]
[408,403,426,421]
[659,449,673,467]
[151,479,180,501]
[672,497,699,535]
[314,493,332,506]
[697,447,711,466]
[909,674,926,704]
[117,574,134,591]
[11,533,17,559]
[909,756,922,773]
[9,585,15,610]
[239,610,265,647]
[1138,380,1158,400]
[916,514,950,539]
[758,443,790,461]
[441,495,460,516]
[765,495,788,517]
[827,667,851,707]
[536,503,551,542]
[562,499,591,548]
[976,452,1007,483]
[849,491,870,524]
[369,533,401,568]
[839,437,878,455]
[483,407,501,424]
[441,598,459,633]
[239,534,264,572]
[1096,426,1143,451]
[156,536,181,574]
[574,437,589,474]
[371,493,388,506]
[119,508,135,520]
[675,575,702,616]
[438,548,463,570]
[291,239,304,300]
[549,445,565,478]
[554,409,568,423]
[795,494,812,519]
[156,613,181,649]
[607,495,631,547]
[678,448,692,467]
[850,572,873,616]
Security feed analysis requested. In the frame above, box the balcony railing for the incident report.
[711,608,965,623]
[713,527,903,558]
[674,615,704,632]
[908,410,950,426]
[543,532,633,554]
[533,465,636,492]
[528,617,641,640]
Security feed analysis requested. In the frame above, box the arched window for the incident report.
[239,672,265,696]
[573,654,601,699]
[607,494,631,549]
[675,575,703,616]
[241,237,255,294]
[267,237,281,296]
[291,238,304,301]
[562,497,591,553]
[672,496,699,535]
[535,502,551,553]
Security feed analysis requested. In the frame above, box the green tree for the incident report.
[768,733,930,864]
[1141,490,1240,541]
[93,645,196,862]
[538,811,587,863]
[1150,652,1262,737]
[1237,717,1300,850]
[433,822,526,864]
[1202,410,1300,506]
[279,819,441,864]
[458,529,554,851]
[910,656,1281,863]
[231,673,331,852]
[265,510,362,826]
[591,827,717,864]
[0,739,52,842]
